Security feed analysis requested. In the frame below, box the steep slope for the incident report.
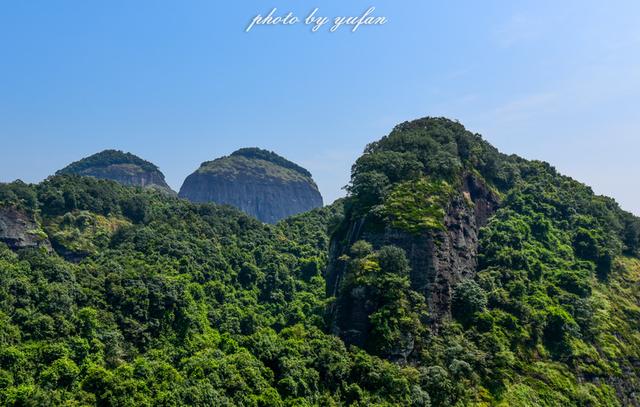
[326,117,640,404]
[179,148,323,223]
[57,149,174,194]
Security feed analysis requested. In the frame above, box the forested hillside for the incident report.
[0,176,426,406]
[1,117,640,406]
[327,118,640,405]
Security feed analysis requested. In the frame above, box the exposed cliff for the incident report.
[327,173,499,350]
[0,206,51,251]
[179,148,323,223]
[326,119,506,353]
[57,149,174,194]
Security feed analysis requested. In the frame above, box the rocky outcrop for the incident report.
[57,150,174,194]
[326,173,499,353]
[179,148,323,223]
[0,206,51,251]
[70,164,170,190]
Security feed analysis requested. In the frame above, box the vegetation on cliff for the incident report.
[193,148,315,184]
[0,118,639,406]
[329,117,640,405]
[57,150,160,175]
[230,147,313,178]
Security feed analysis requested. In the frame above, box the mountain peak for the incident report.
[56,149,174,193]
[180,148,322,223]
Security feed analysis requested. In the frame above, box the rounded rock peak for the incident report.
[180,147,323,223]
[56,149,174,193]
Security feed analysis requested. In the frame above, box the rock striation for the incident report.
[179,148,323,223]
[57,150,174,194]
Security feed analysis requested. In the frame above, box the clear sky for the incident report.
[1,1,639,214]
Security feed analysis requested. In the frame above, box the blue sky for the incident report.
[1,1,639,214]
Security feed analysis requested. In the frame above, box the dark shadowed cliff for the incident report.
[56,149,174,194]
[179,148,323,223]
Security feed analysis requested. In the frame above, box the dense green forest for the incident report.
[1,176,422,406]
[1,117,640,406]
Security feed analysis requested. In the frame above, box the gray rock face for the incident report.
[73,164,172,191]
[179,174,323,224]
[179,149,323,223]
[0,206,51,251]
[326,173,499,357]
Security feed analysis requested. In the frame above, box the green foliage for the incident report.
[0,180,38,212]
[451,279,488,325]
[56,149,159,175]
[231,147,313,178]
[334,117,640,405]
[0,176,427,405]
[338,243,428,359]
[198,150,316,185]
[382,178,453,233]
[1,117,640,406]
[45,211,130,256]
[345,117,513,218]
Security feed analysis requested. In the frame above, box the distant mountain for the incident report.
[57,149,174,194]
[179,147,323,223]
